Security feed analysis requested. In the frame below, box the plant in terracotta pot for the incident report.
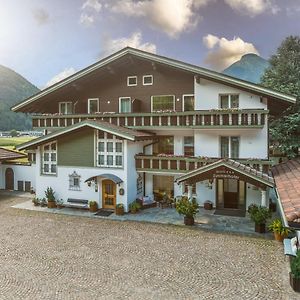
[56,199,64,209]
[89,201,98,212]
[290,251,300,292]
[45,187,56,208]
[115,203,125,215]
[32,197,40,206]
[40,198,47,207]
[268,219,290,242]
[249,205,271,233]
[175,196,199,226]
[129,201,141,214]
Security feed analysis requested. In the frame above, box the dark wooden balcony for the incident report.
[135,154,272,174]
[32,109,267,130]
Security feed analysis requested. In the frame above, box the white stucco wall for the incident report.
[194,78,267,110]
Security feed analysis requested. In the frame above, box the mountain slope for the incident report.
[0,65,39,131]
[222,53,269,84]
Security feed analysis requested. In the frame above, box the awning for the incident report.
[85,174,123,184]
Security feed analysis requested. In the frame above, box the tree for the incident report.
[261,36,300,158]
[10,129,18,137]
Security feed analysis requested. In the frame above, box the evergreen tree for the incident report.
[261,36,300,158]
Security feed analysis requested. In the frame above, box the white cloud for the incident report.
[82,0,102,12]
[33,8,50,25]
[109,0,210,38]
[80,0,102,26]
[203,34,259,70]
[45,68,76,88]
[101,31,156,57]
[224,0,280,17]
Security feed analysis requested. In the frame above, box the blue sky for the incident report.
[0,0,299,89]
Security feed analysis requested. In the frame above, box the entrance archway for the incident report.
[5,168,14,190]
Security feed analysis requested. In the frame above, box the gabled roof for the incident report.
[272,159,300,224]
[11,47,296,112]
[0,147,26,161]
[176,158,274,187]
[16,119,155,150]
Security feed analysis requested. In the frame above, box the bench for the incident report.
[64,198,89,209]
[284,230,300,257]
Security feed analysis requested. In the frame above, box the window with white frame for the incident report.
[143,75,153,85]
[220,94,239,109]
[88,98,99,114]
[119,97,131,113]
[59,102,73,114]
[127,76,137,86]
[151,95,175,112]
[42,142,57,175]
[220,136,239,158]
[183,94,194,111]
[69,171,81,191]
[97,131,123,168]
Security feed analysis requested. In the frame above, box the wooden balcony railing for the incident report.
[135,155,273,174]
[32,109,267,129]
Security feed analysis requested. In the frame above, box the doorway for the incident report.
[102,180,116,209]
[5,168,14,190]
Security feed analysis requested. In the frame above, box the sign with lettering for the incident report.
[213,168,240,180]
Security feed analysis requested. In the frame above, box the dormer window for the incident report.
[143,75,153,85]
[127,76,137,86]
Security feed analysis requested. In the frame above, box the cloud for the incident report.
[80,0,102,26]
[101,31,156,57]
[108,0,210,38]
[45,67,76,88]
[203,34,259,70]
[33,8,50,25]
[224,0,280,17]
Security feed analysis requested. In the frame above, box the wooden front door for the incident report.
[5,168,14,190]
[102,180,116,209]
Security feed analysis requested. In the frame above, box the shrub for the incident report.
[291,251,300,279]
[175,196,199,218]
[250,206,271,224]
[268,219,290,235]
[89,201,97,207]
[45,187,55,202]
[248,204,258,214]
[129,201,141,212]
[116,203,124,209]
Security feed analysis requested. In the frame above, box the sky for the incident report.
[0,0,299,89]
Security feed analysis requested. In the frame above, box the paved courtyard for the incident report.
[0,191,298,299]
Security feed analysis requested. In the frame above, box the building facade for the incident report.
[11,47,296,214]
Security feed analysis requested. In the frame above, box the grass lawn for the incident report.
[0,136,36,163]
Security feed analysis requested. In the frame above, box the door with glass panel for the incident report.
[217,179,245,210]
[102,180,116,209]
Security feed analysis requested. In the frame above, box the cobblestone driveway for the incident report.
[0,192,298,299]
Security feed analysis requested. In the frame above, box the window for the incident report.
[119,97,131,113]
[127,76,137,86]
[28,152,36,163]
[59,102,73,114]
[184,183,196,194]
[153,137,174,155]
[153,175,174,198]
[143,75,153,85]
[220,94,239,109]
[88,98,99,114]
[97,132,123,168]
[151,95,175,112]
[183,95,194,111]
[42,141,57,175]
[220,136,239,158]
[184,136,194,156]
[69,171,81,191]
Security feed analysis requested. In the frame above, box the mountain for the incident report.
[0,65,39,131]
[222,53,270,84]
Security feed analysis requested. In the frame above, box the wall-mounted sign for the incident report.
[213,169,239,180]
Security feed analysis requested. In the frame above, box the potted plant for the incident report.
[268,219,290,242]
[129,201,141,214]
[249,205,271,233]
[40,198,47,207]
[32,197,40,206]
[175,196,199,226]
[56,199,64,209]
[45,187,56,208]
[290,251,300,292]
[116,203,124,215]
[89,201,98,212]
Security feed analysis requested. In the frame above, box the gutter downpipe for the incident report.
[275,187,289,227]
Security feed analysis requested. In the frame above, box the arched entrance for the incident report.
[5,168,14,190]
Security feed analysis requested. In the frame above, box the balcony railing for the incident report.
[32,109,267,129]
[135,154,272,174]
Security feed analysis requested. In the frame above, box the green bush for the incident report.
[45,187,55,202]
[116,203,124,209]
[175,196,199,218]
[129,201,141,212]
[291,251,300,279]
[250,206,271,224]
[268,219,290,235]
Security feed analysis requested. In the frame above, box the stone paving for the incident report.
[0,191,298,299]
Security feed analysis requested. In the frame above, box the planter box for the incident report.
[89,206,98,212]
[47,201,56,209]
[255,223,266,233]
[184,216,194,226]
[116,207,124,215]
[290,272,300,292]
[204,201,213,210]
